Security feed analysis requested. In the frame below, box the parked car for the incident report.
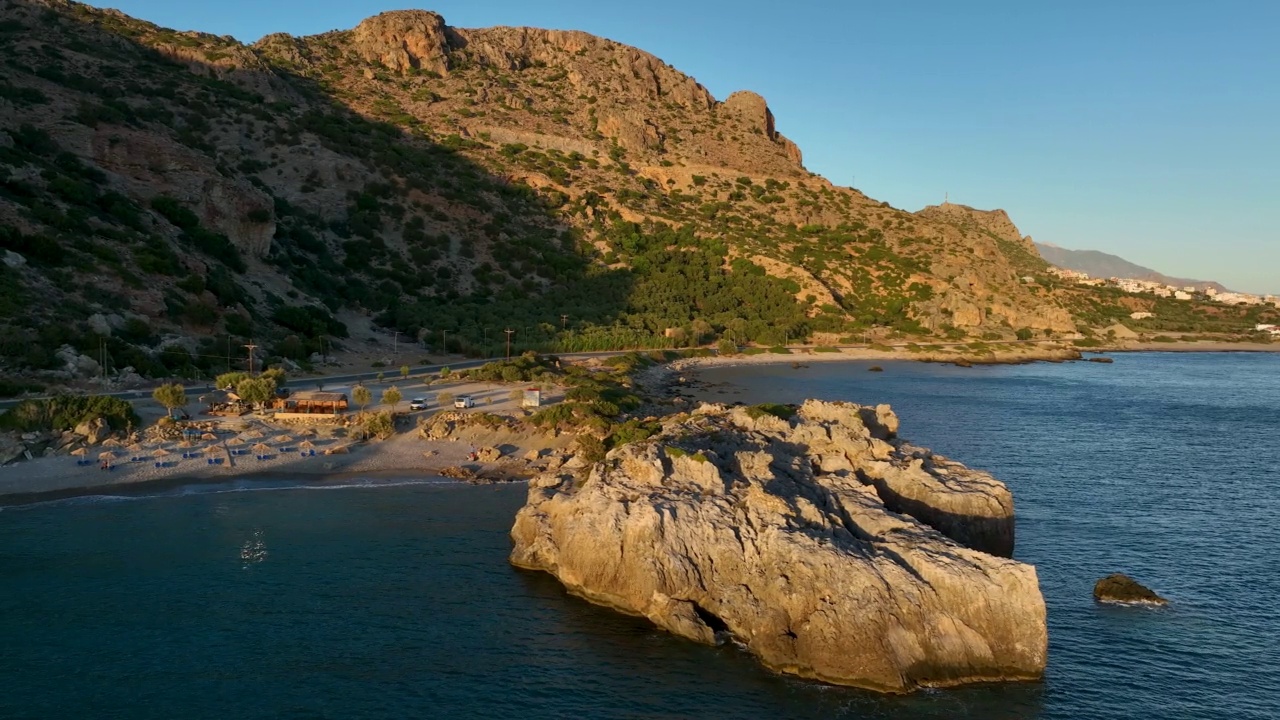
[409,398,428,411]
[454,395,474,409]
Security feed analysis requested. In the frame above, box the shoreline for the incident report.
[0,468,523,509]
[0,427,558,507]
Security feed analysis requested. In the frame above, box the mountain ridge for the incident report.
[1032,242,1228,292]
[1,0,1266,391]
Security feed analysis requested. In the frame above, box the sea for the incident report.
[1,352,1277,719]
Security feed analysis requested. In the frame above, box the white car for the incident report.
[409,398,428,411]
[454,395,474,409]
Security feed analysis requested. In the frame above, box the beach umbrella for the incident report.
[70,447,87,457]
[153,448,170,457]
[251,443,272,454]
[298,440,315,450]
[98,451,117,461]
[244,430,265,439]
[200,433,218,441]
[101,438,123,448]
[227,437,245,446]
[297,428,317,437]
[127,443,144,453]
[178,440,195,448]
[273,434,293,444]
[203,445,223,455]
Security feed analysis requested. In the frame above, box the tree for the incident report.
[352,384,372,414]
[1015,328,1034,341]
[716,338,737,356]
[152,383,186,418]
[381,385,402,412]
[439,366,451,380]
[376,371,385,384]
[400,365,410,380]
[236,377,276,409]
[261,367,287,385]
[216,371,250,391]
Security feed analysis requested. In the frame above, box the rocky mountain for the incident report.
[1034,242,1227,292]
[511,400,1047,691]
[0,0,1083,390]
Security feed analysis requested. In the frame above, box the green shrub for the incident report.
[743,403,796,421]
[0,395,140,433]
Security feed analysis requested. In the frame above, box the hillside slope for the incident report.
[0,0,1078,390]
[1033,243,1227,292]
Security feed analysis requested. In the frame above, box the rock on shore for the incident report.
[509,400,1047,692]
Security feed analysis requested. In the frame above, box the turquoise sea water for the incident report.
[1,352,1277,718]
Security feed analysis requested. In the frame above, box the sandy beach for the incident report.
[0,373,576,506]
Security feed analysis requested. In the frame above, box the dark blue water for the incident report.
[1,353,1277,718]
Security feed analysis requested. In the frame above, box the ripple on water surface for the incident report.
[0,353,1277,719]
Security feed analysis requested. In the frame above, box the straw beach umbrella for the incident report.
[98,451,117,461]
[127,443,144,453]
[273,434,293,444]
[200,433,218,441]
[178,440,195,449]
[244,430,265,439]
[251,443,272,455]
[298,440,315,450]
[227,437,245,447]
[101,438,123,448]
[153,448,170,457]
[70,447,88,457]
[203,445,223,455]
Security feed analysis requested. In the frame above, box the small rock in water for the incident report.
[867,366,884,372]
[1088,357,1115,364]
[1093,573,1168,605]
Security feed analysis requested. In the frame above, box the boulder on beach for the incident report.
[1093,573,1167,605]
[510,400,1047,692]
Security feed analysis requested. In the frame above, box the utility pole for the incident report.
[504,328,515,359]
[560,314,568,331]
[244,342,258,376]
[392,331,402,359]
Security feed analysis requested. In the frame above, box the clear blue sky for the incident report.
[99,1,1279,293]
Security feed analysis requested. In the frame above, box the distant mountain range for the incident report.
[1033,243,1229,293]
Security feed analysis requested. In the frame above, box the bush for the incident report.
[1015,328,1034,341]
[716,338,737,355]
[743,403,796,421]
[574,434,606,464]
[0,395,140,433]
[359,411,395,440]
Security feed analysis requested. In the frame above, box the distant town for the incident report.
[1043,267,1280,333]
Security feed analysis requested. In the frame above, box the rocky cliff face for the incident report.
[0,0,1087,388]
[510,400,1047,692]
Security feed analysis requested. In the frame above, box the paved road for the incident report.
[0,341,1052,410]
[0,351,628,409]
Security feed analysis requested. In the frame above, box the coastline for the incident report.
[0,429,557,508]
[4,341,1274,506]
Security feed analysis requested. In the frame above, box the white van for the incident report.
[453,395,474,409]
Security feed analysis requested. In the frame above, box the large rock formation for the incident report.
[1094,573,1168,605]
[510,400,1047,692]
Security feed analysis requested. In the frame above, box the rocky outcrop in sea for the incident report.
[509,400,1047,692]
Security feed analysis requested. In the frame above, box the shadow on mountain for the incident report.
[2,0,638,363]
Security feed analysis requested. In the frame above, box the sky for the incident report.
[97,0,1279,293]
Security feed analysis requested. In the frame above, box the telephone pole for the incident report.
[560,314,568,331]
[503,328,515,359]
[244,342,258,376]
[392,331,401,358]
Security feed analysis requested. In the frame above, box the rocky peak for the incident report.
[916,202,1033,248]
[721,90,803,166]
[351,10,453,75]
